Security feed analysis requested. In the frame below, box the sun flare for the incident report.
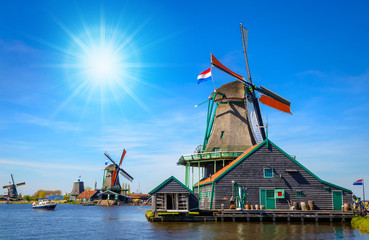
[81,44,121,86]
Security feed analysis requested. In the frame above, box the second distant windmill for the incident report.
[102,149,133,193]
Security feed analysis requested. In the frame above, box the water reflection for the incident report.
[0,205,367,240]
[149,222,365,240]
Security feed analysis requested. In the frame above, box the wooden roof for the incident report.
[149,176,193,195]
[195,139,352,194]
[213,81,245,101]
[76,190,97,199]
[129,193,149,199]
[196,142,262,186]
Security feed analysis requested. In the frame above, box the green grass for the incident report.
[189,212,199,215]
[145,210,154,218]
[352,217,369,233]
[158,212,179,216]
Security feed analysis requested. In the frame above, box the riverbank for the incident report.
[352,216,369,233]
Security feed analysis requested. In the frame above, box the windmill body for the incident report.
[2,174,25,199]
[70,179,84,198]
[102,164,122,190]
[205,81,257,153]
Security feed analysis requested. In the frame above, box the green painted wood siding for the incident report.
[210,143,352,210]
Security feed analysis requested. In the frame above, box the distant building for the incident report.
[77,190,98,202]
[70,179,84,201]
[129,193,150,203]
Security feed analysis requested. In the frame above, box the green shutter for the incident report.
[260,189,266,206]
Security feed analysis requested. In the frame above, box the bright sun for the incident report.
[81,44,121,86]
[54,16,150,112]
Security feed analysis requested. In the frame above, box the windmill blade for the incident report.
[255,86,292,114]
[119,149,127,166]
[104,151,118,165]
[11,174,15,185]
[111,169,118,186]
[118,168,133,182]
[259,94,292,114]
[258,86,291,106]
[211,54,245,81]
[16,182,25,186]
[240,23,252,84]
[3,184,12,189]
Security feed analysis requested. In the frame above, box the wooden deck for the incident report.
[146,209,355,222]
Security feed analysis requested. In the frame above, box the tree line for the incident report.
[22,189,63,201]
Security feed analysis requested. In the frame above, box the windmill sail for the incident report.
[119,169,133,182]
[246,98,264,143]
[240,24,266,141]
[211,54,245,81]
[259,94,291,114]
[241,24,252,83]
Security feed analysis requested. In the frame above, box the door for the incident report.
[333,191,343,210]
[260,189,276,209]
[266,190,276,209]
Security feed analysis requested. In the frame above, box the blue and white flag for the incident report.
[105,159,108,165]
[197,68,212,84]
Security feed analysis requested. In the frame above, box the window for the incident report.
[220,131,225,138]
[213,147,221,152]
[324,187,330,192]
[296,191,303,197]
[275,189,285,199]
[264,168,273,178]
[199,191,202,200]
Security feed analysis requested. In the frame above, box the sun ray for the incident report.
[24,8,182,121]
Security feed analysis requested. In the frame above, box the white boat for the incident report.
[32,198,57,210]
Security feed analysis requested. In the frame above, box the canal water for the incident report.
[0,204,368,239]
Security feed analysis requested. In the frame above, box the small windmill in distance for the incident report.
[102,149,133,192]
[2,174,25,200]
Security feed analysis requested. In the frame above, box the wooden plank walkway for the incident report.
[146,210,355,222]
[215,210,354,223]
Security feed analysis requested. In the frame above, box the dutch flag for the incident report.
[105,159,108,165]
[197,68,212,84]
[353,179,363,185]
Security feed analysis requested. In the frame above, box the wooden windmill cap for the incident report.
[212,81,245,102]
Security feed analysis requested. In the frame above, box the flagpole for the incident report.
[363,179,366,204]
[210,53,216,89]
[211,66,217,89]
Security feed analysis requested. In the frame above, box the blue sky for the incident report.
[1,1,369,197]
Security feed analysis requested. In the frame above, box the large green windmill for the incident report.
[178,24,292,188]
